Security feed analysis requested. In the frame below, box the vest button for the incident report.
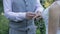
[26,2,28,5]
[28,28,30,31]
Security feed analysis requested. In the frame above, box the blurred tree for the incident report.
[0,0,3,15]
[35,18,46,34]
[0,0,3,4]
[40,0,55,8]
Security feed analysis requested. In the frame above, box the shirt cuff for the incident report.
[15,12,26,21]
[19,12,26,19]
[35,7,44,13]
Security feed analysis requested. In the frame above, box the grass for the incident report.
[36,29,41,34]
[0,14,9,34]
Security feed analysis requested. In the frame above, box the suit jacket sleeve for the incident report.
[3,0,26,22]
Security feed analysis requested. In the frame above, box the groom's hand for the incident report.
[26,12,36,20]
[33,11,42,19]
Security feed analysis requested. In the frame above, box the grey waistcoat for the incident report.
[10,0,37,31]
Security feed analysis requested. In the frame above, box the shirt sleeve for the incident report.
[3,0,26,22]
[35,0,44,13]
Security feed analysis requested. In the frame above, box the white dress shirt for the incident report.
[3,0,44,21]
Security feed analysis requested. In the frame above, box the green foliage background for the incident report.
[41,0,54,8]
[0,0,54,34]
